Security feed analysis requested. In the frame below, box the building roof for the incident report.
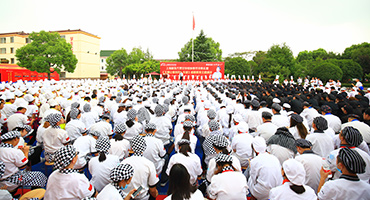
[0,29,100,39]
[100,50,116,57]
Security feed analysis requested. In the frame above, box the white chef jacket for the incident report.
[174,133,198,154]
[80,111,99,129]
[109,138,130,160]
[97,184,123,200]
[150,116,172,145]
[143,135,167,175]
[120,156,159,200]
[256,122,278,141]
[113,111,127,126]
[123,122,143,141]
[89,121,113,137]
[271,114,290,128]
[300,107,320,130]
[65,119,86,142]
[73,135,97,169]
[44,170,95,200]
[7,112,29,131]
[42,127,70,154]
[306,131,334,157]
[2,103,17,117]
[342,120,370,143]
[318,177,370,200]
[248,152,283,200]
[267,144,295,165]
[269,182,317,200]
[164,189,204,200]
[89,154,120,192]
[323,113,342,133]
[206,154,241,182]
[246,110,262,130]
[295,151,322,193]
[208,171,248,200]
[231,133,253,167]
[166,153,202,185]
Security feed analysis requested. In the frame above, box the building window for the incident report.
[60,35,65,39]
[25,38,30,43]
[0,38,5,44]
[10,48,14,54]
[0,48,6,54]
[101,59,104,63]
[11,58,14,64]
[10,37,14,43]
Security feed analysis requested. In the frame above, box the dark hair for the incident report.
[228,113,232,128]
[84,96,91,101]
[91,94,97,99]
[167,164,196,200]
[213,144,229,155]
[215,161,236,174]
[66,109,81,123]
[290,185,305,194]
[179,143,192,157]
[145,107,154,115]
[181,126,192,141]
[98,151,106,162]
[113,133,124,141]
[290,118,308,139]
[126,119,134,128]
[17,107,25,111]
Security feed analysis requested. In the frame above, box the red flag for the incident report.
[193,15,195,30]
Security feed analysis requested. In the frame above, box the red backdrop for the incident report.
[160,62,224,80]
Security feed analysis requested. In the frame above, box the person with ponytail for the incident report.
[166,139,202,186]
[289,114,309,139]
[109,123,130,161]
[207,154,248,200]
[89,137,119,192]
[174,121,198,154]
[165,163,204,200]
[269,159,317,200]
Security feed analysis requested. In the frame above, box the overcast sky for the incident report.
[2,0,369,59]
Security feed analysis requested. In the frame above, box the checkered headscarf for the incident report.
[54,145,77,170]
[89,130,101,137]
[127,109,137,121]
[110,164,134,182]
[16,125,32,134]
[208,120,220,131]
[0,161,5,179]
[71,102,80,109]
[185,114,195,122]
[313,116,328,131]
[338,147,366,174]
[69,108,80,120]
[130,135,147,156]
[342,126,363,147]
[155,104,164,117]
[178,139,191,146]
[183,121,193,128]
[0,131,21,141]
[215,153,233,163]
[207,109,217,120]
[182,96,189,104]
[145,123,156,130]
[138,107,150,123]
[152,97,159,104]
[96,137,111,153]
[212,135,229,148]
[114,123,127,133]
[83,103,91,112]
[48,113,62,128]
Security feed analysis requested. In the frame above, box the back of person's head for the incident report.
[167,163,196,200]
[283,159,306,194]
[262,111,272,120]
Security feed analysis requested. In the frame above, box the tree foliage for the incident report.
[342,42,370,75]
[106,48,129,78]
[178,30,222,62]
[311,61,343,82]
[224,57,250,77]
[15,30,77,78]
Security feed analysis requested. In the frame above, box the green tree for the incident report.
[129,47,146,65]
[311,61,343,82]
[330,59,363,82]
[106,48,129,78]
[178,30,222,62]
[342,43,370,76]
[224,57,250,76]
[15,30,77,79]
[266,43,295,73]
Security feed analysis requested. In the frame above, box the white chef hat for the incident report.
[282,159,306,186]
[252,136,266,153]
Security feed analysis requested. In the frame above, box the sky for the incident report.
[1,0,370,59]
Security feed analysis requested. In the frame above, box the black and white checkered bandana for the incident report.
[0,160,5,179]
[110,163,134,182]
[89,130,101,137]
[342,126,363,147]
[183,121,193,128]
[96,137,111,153]
[215,153,233,163]
[208,120,220,131]
[313,116,328,131]
[212,135,229,148]
[54,145,77,170]
[130,135,147,156]
[185,114,195,122]
[178,139,191,146]
[81,197,96,200]
[71,102,80,109]
[69,108,80,120]
[145,123,156,130]
[49,113,62,128]
[16,125,32,134]
[127,109,137,121]
[114,123,127,133]
[339,147,366,174]
[222,165,234,172]
[164,99,170,105]
[138,107,150,123]
[98,96,105,103]
[0,131,21,141]
[155,104,164,117]
[152,97,159,104]
[83,103,91,112]
[59,168,79,174]
[163,104,169,113]
[203,135,217,156]
[207,109,217,120]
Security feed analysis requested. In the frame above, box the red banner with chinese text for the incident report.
[160,62,224,80]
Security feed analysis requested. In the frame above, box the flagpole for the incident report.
[192,12,194,62]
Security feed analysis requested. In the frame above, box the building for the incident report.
[100,50,115,80]
[0,29,101,79]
